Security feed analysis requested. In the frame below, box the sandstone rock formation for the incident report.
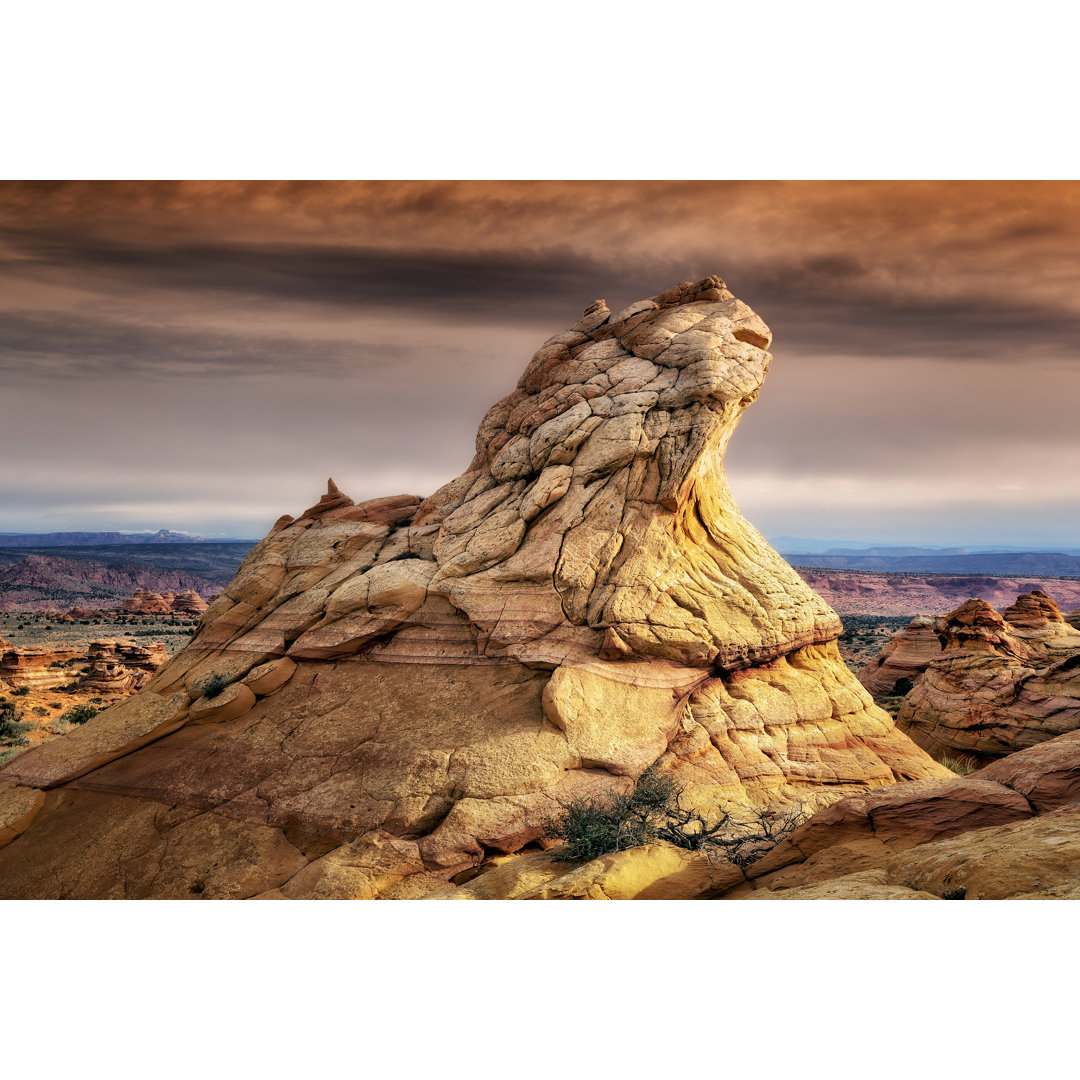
[123,589,173,614]
[714,728,1080,899]
[857,615,941,698]
[896,592,1080,764]
[1,644,81,691]
[78,640,167,694]
[0,276,948,900]
[170,590,209,615]
[123,588,209,616]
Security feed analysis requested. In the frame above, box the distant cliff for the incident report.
[0,529,207,547]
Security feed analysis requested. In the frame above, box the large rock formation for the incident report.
[857,614,941,698]
[1,644,81,691]
[896,592,1080,763]
[0,276,947,899]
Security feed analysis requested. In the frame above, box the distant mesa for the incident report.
[801,567,1080,616]
[0,529,208,548]
[0,554,229,613]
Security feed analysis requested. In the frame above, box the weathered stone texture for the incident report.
[0,277,946,899]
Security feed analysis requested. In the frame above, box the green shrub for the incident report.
[542,768,681,862]
[0,700,31,744]
[61,703,99,726]
[541,768,809,868]
[892,676,915,696]
[938,753,978,776]
[12,686,29,697]
[200,673,229,699]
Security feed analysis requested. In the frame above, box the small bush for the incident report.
[543,767,682,863]
[892,676,915,696]
[61,703,99,726]
[0,701,31,744]
[938,753,978,776]
[13,686,29,697]
[200,673,229,699]
[542,767,809,868]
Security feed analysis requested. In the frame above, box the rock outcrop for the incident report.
[716,728,1080,899]
[857,614,941,698]
[0,276,947,900]
[896,592,1080,763]
[79,640,167,693]
[1,644,81,691]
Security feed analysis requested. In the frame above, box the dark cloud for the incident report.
[4,223,1079,365]
[1,181,1078,543]
[0,307,413,379]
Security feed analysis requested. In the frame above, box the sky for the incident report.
[1,180,1078,547]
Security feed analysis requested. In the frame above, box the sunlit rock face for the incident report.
[0,277,946,899]
[897,592,1080,764]
[858,615,942,698]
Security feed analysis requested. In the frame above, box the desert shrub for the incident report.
[892,676,915,696]
[940,886,967,900]
[656,800,810,867]
[200,673,229,698]
[0,701,31,744]
[938,753,978,776]
[542,768,809,868]
[48,701,62,709]
[13,686,29,697]
[542,767,681,862]
[32,705,48,716]
[61,703,99,726]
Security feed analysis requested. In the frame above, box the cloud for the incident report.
[0,307,418,380]
[1,181,1079,543]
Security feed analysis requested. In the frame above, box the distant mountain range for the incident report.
[771,536,1080,575]
[0,529,256,547]
[770,535,1080,557]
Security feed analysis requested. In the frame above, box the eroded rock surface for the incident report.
[719,729,1080,900]
[857,615,941,698]
[896,592,1080,763]
[0,277,946,899]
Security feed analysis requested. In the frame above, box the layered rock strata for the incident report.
[1,645,81,691]
[895,593,1080,763]
[0,276,947,900]
[857,614,941,698]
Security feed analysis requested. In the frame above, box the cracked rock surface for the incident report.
[0,277,947,899]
